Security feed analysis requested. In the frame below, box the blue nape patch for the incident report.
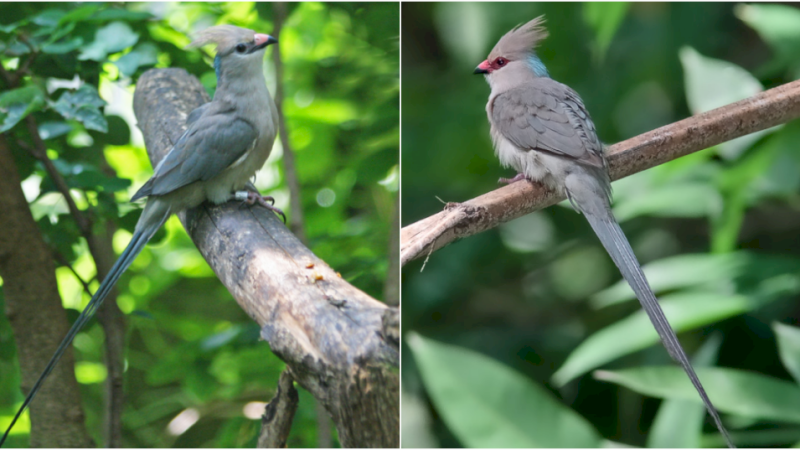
[528,55,549,78]
[214,54,221,81]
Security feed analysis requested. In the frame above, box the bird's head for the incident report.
[474,16,549,89]
[189,25,278,83]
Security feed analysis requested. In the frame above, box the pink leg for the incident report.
[240,191,286,223]
[498,173,528,185]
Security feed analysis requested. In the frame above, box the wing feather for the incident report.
[491,78,604,168]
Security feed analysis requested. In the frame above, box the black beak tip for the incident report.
[474,67,488,75]
[267,35,278,45]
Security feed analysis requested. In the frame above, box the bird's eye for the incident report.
[496,58,507,66]
[236,43,247,53]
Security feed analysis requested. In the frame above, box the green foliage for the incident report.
[409,333,602,447]
[0,1,396,447]
[402,2,800,448]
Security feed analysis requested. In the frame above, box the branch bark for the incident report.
[401,79,800,266]
[133,68,399,448]
[257,370,299,448]
[0,135,92,447]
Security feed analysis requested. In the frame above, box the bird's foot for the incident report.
[233,191,287,223]
[498,173,528,184]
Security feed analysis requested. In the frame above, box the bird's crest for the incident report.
[488,16,549,61]
[188,25,254,53]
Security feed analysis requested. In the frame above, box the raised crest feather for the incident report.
[187,25,255,52]
[488,16,549,61]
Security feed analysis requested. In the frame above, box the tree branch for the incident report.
[257,370,299,448]
[401,79,800,266]
[271,2,307,243]
[134,68,398,448]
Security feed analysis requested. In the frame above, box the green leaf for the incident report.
[74,105,107,132]
[69,170,131,192]
[595,366,800,424]
[0,21,25,34]
[0,85,46,133]
[51,85,108,133]
[41,36,84,55]
[583,2,629,63]
[591,253,748,309]
[78,21,139,61]
[680,46,775,160]
[409,333,602,448]
[56,4,100,26]
[773,322,800,386]
[735,3,800,76]
[553,292,751,386]
[646,334,721,448]
[32,9,66,28]
[37,121,72,140]
[89,9,154,22]
[613,182,723,222]
[115,43,159,77]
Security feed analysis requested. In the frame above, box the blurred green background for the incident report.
[402,2,800,448]
[0,2,397,447]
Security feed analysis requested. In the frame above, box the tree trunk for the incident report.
[0,135,93,447]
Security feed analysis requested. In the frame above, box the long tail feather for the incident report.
[581,207,735,448]
[0,206,169,446]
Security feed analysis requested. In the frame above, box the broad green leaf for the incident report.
[56,4,100,26]
[595,366,800,424]
[37,121,72,140]
[553,292,750,386]
[0,21,25,34]
[735,3,800,75]
[41,36,84,54]
[591,253,748,309]
[52,85,108,132]
[409,333,601,448]
[774,322,800,386]
[0,85,46,133]
[69,170,131,192]
[680,46,775,160]
[647,334,721,448]
[115,43,159,77]
[31,9,66,28]
[583,2,629,63]
[613,182,722,222]
[78,21,139,61]
[89,8,154,22]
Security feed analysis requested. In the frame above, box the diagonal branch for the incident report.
[401,79,800,266]
[134,68,398,448]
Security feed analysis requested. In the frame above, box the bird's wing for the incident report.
[132,102,257,201]
[491,79,604,168]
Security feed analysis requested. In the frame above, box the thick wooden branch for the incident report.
[134,69,398,448]
[401,79,800,266]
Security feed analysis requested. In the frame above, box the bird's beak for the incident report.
[252,33,278,52]
[473,60,490,74]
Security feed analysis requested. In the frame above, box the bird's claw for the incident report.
[236,191,287,223]
[498,173,528,184]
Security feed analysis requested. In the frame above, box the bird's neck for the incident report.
[527,55,549,78]
[214,61,270,101]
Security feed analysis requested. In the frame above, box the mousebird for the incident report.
[1,24,282,445]
[474,16,734,448]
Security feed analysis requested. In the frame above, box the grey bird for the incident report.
[1,24,280,445]
[474,17,735,448]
